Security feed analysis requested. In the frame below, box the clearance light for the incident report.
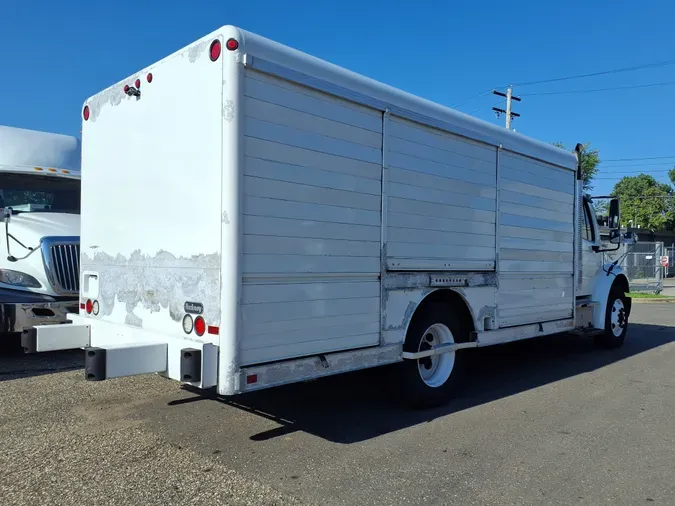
[135,78,141,88]
[209,40,221,61]
[146,73,153,83]
[226,38,239,51]
[83,106,90,121]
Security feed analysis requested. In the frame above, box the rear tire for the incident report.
[595,286,628,349]
[399,302,469,409]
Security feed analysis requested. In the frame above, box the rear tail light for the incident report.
[86,299,93,314]
[209,40,222,61]
[194,316,206,336]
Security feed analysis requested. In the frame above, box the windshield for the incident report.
[0,173,80,214]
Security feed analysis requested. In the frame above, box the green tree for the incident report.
[553,142,599,192]
[669,166,675,186]
[611,174,675,230]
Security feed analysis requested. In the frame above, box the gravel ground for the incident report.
[1,303,673,505]
[0,355,304,505]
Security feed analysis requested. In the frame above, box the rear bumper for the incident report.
[0,294,79,337]
[24,314,219,388]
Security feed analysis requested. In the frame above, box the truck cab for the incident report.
[0,125,81,349]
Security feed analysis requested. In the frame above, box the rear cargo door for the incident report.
[81,42,224,340]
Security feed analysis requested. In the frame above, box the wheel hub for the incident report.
[610,298,627,337]
[417,323,456,388]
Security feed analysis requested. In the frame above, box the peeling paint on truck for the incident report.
[82,250,221,327]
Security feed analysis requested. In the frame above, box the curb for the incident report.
[630,298,675,304]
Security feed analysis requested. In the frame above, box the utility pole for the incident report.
[493,86,521,130]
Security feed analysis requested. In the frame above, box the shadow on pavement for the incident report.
[177,322,674,444]
[0,347,83,382]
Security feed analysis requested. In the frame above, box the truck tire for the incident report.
[595,285,629,349]
[399,302,468,409]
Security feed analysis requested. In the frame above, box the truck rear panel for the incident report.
[81,33,224,342]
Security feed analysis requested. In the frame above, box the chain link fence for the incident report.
[603,241,665,293]
[666,245,675,278]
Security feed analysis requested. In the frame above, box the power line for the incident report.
[452,89,494,109]
[510,59,675,87]
[599,169,673,175]
[524,81,675,96]
[453,58,675,105]
[601,155,675,162]
[599,162,675,169]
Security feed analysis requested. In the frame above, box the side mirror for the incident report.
[608,198,620,229]
[609,229,621,244]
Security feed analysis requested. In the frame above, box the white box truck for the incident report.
[28,26,633,407]
[1,125,81,349]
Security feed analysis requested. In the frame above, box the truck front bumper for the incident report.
[0,290,79,337]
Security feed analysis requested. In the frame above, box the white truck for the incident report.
[28,26,633,407]
[0,125,81,349]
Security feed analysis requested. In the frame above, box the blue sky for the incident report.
[2,0,674,195]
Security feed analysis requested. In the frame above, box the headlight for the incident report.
[0,269,42,288]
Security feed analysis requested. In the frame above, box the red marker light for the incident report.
[207,325,219,335]
[134,78,141,88]
[83,106,90,121]
[194,316,206,336]
[226,38,239,51]
[209,39,221,61]
[146,73,153,83]
[246,374,258,385]
[124,84,130,94]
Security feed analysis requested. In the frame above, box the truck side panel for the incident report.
[385,117,497,271]
[497,152,576,327]
[239,70,382,366]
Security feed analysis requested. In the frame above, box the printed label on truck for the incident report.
[184,302,204,315]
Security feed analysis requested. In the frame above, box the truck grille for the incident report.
[41,238,80,294]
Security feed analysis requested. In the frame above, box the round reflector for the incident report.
[209,40,221,61]
[86,299,93,314]
[83,105,90,121]
[194,316,206,336]
[226,38,239,51]
[182,314,194,334]
[146,73,153,83]
[135,78,141,88]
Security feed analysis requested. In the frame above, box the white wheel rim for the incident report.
[610,298,627,337]
[417,323,455,388]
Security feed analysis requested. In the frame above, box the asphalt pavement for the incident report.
[1,304,673,505]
